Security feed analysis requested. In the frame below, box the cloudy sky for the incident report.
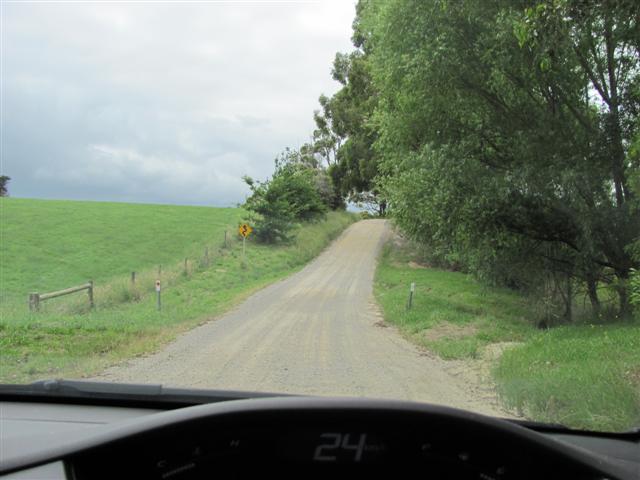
[1,1,356,206]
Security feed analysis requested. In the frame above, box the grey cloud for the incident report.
[1,1,356,206]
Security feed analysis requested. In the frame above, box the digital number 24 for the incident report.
[313,433,367,462]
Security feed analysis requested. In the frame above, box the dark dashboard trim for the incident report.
[1,380,637,440]
[1,397,636,479]
[0,380,292,411]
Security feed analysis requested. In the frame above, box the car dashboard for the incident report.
[0,382,638,480]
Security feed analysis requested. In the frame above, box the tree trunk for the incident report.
[604,14,629,207]
[564,274,573,323]
[616,271,631,319]
[586,276,601,317]
[378,201,387,217]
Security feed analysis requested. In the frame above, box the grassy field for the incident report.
[374,238,640,432]
[1,198,243,303]
[0,198,356,382]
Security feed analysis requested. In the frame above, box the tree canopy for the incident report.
[327,0,639,319]
[0,176,10,197]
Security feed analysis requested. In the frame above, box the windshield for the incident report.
[1,0,639,434]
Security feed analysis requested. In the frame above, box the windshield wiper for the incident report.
[0,379,292,409]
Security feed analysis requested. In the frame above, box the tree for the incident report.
[243,150,329,244]
[314,38,383,209]
[0,176,10,197]
[275,146,344,210]
[312,95,341,168]
[355,0,639,319]
[627,128,640,315]
[515,0,640,314]
[243,175,295,244]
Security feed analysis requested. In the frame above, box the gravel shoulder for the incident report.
[95,220,510,418]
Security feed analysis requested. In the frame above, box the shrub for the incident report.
[243,163,328,244]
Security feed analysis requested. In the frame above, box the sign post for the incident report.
[88,280,94,309]
[156,280,161,311]
[238,224,253,262]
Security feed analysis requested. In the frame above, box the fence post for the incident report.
[224,230,228,248]
[184,258,188,275]
[131,271,136,285]
[204,247,209,266]
[88,280,94,309]
[29,293,40,312]
[27,283,94,312]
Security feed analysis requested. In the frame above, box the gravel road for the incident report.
[96,220,508,417]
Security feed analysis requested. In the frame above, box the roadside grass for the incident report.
[495,324,640,432]
[374,242,533,360]
[374,237,640,432]
[0,198,356,382]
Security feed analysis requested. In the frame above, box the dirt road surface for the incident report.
[96,220,509,417]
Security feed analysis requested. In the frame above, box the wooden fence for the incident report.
[29,281,94,311]
[26,227,238,312]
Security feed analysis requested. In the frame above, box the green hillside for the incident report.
[1,198,243,303]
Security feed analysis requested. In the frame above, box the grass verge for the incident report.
[495,324,640,431]
[374,236,640,432]
[1,200,356,383]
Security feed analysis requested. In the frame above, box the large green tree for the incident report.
[355,0,639,318]
[313,15,384,212]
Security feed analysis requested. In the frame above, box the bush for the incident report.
[273,164,327,222]
[243,163,328,244]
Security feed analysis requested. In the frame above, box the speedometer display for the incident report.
[278,431,389,464]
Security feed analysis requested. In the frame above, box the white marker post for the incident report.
[155,280,161,311]
[407,282,416,310]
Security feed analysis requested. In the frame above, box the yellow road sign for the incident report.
[238,223,253,238]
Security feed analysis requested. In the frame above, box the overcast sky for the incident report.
[1,1,356,206]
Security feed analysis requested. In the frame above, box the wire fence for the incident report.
[26,228,243,314]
